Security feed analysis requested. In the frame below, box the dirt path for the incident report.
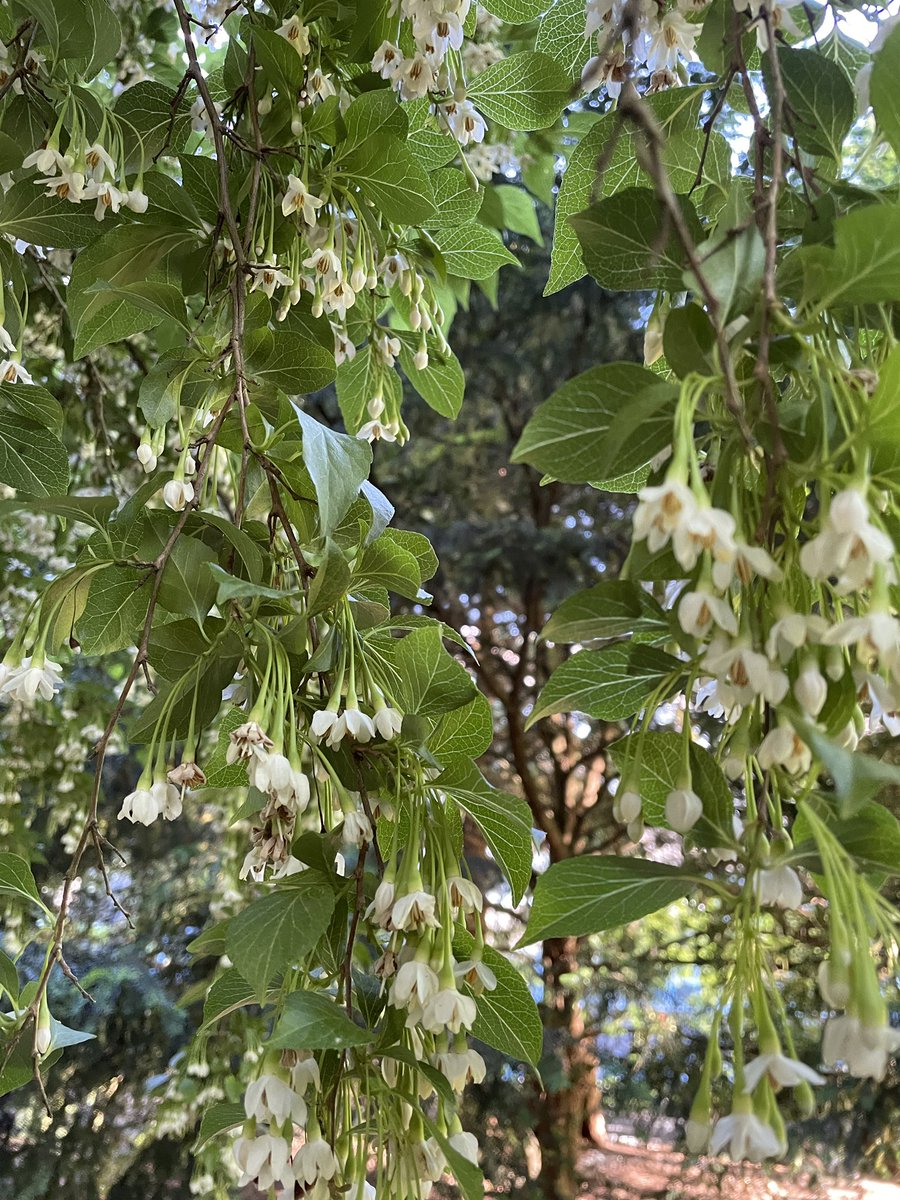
[577,1140,900,1200]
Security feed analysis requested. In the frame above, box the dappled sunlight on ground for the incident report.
[576,1139,900,1200]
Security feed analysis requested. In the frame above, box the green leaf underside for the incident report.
[521,856,693,943]
[268,990,374,1050]
[528,642,683,726]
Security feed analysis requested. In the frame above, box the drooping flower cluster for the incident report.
[605,359,900,1161]
[168,611,495,1192]
[19,103,148,220]
[580,0,704,97]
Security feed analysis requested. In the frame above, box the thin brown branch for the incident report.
[619,82,756,454]
[172,0,247,270]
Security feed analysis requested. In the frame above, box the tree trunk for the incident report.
[533,935,602,1200]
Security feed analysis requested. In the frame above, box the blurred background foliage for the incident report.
[2,214,898,1200]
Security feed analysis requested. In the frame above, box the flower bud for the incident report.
[818,956,851,1009]
[163,478,194,512]
[35,994,52,1056]
[825,645,846,681]
[617,789,642,824]
[794,1080,816,1118]
[666,787,703,833]
[794,661,827,717]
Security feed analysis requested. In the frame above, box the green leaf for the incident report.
[0,382,64,435]
[0,492,116,530]
[481,0,550,19]
[307,538,352,617]
[38,565,95,651]
[335,343,398,434]
[528,643,682,727]
[545,91,714,295]
[436,224,520,280]
[199,708,251,789]
[536,0,593,78]
[0,130,23,174]
[83,279,190,332]
[394,627,476,717]
[268,990,373,1050]
[244,328,336,395]
[542,580,668,643]
[511,362,676,483]
[253,26,306,96]
[226,874,337,1000]
[796,718,900,819]
[571,187,703,292]
[784,204,900,309]
[819,27,871,83]
[871,28,900,160]
[340,88,407,153]
[795,798,900,876]
[773,46,854,162]
[609,732,736,848]
[354,534,425,601]
[406,99,458,170]
[436,757,533,904]
[201,512,265,583]
[429,692,494,761]
[696,0,749,75]
[0,180,101,248]
[396,333,465,419]
[0,1035,61,1098]
[520,856,694,944]
[201,967,260,1028]
[588,467,650,494]
[115,80,191,164]
[479,184,543,245]
[295,407,372,537]
[421,1119,484,1200]
[0,416,69,498]
[140,522,218,626]
[0,854,48,911]
[186,918,231,958]
[207,563,292,606]
[29,0,120,71]
[425,168,484,230]
[195,1101,247,1150]
[383,528,438,582]
[663,304,716,380]
[691,218,765,324]
[341,138,435,225]
[868,344,900,480]
[139,354,225,427]
[0,949,18,1001]
[48,1018,95,1050]
[346,0,395,61]
[77,567,150,655]
[69,224,195,357]
[128,652,239,743]
[453,930,542,1067]
[148,617,240,681]
[468,52,571,132]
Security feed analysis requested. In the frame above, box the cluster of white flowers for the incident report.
[21,141,148,221]
[629,476,900,793]
[580,0,703,97]
[0,655,63,704]
[616,447,900,1161]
